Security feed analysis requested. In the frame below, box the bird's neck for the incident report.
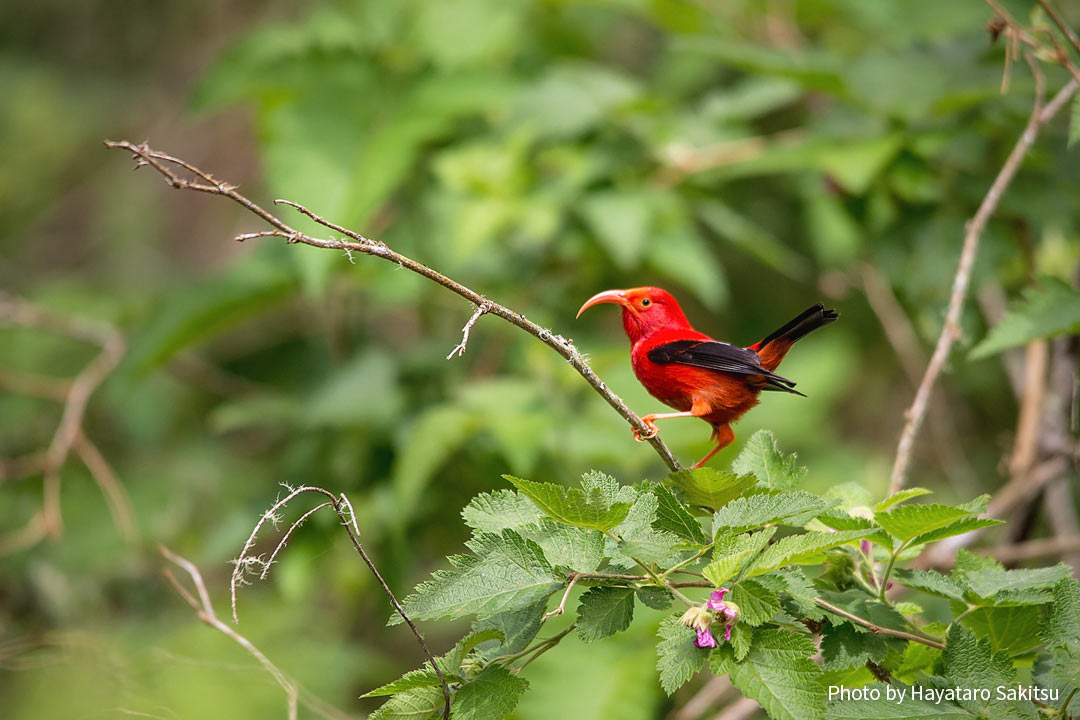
[621,308,693,345]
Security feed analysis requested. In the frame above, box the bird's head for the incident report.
[576,286,690,343]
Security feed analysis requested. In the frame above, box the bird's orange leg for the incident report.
[633,411,697,442]
[692,424,735,468]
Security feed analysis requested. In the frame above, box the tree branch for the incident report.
[888,61,1080,493]
[813,598,946,650]
[103,140,683,472]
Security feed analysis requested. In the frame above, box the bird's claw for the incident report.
[633,422,659,442]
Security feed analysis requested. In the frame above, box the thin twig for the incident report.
[1036,0,1080,59]
[542,573,581,622]
[160,546,301,720]
[446,303,490,360]
[103,140,683,472]
[0,292,127,546]
[813,598,946,650]
[73,432,138,543]
[888,64,1079,493]
[228,485,451,720]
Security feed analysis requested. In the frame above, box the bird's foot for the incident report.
[633,418,660,442]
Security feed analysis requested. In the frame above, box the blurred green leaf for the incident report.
[969,277,1080,359]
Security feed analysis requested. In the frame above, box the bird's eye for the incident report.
[641,298,652,307]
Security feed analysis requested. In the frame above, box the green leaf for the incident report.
[473,602,545,659]
[666,468,758,511]
[731,430,807,490]
[505,476,631,531]
[907,517,1004,548]
[362,667,453,698]
[731,579,781,626]
[748,529,874,576]
[697,199,811,281]
[942,624,1021,718]
[579,190,654,269]
[874,488,932,512]
[893,569,966,602]
[611,489,681,566]
[369,685,446,720]
[636,586,673,610]
[451,665,528,720]
[1043,578,1080,648]
[651,484,708,545]
[518,520,605,573]
[124,265,294,376]
[461,490,544,532]
[577,587,636,643]
[703,528,777,587]
[970,277,1080,359]
[729,622,754,661]
[959,605,1045,656]
[442,629,505,672]
[820,623,894,671]
[958,563,1071,601]
[713,491,833,533]
[726,629,825,720]
[656,616,708,695]
[874,504,976,543]
[395,529,561,623]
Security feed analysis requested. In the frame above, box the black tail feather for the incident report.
[756,304,839,349]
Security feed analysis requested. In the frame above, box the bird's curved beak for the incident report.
[576,289,629,318]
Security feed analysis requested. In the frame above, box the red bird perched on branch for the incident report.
[577,287,837,468]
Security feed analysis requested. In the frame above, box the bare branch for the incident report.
[103,140,683,472]
[74,432,138,543]
[446,303,490,360]
[1036,0,1080,60]
[888,61,1080,493]
[813,598,945,650]
[542,573,580,622]
[228,485,451,719]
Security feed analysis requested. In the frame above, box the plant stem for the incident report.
[1062,687,1077,718]
[814,597,945,650]
[878,542,905,604]
[660,544,714,580]
[514,624,576,671]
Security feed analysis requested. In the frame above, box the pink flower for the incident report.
[706,588,729,610]
[860,540,871,555]
[694,626,717,648]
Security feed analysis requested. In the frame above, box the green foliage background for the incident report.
[2,0,1079,718]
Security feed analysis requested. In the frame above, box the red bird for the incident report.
[577,287,837,468]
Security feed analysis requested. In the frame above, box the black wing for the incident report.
[647,339,805,396]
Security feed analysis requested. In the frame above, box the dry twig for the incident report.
[0,292,131,549]
[228,485,451,720]
[888,52,1080,493]
[103,140,682,472]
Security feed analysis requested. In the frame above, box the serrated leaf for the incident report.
[451,665,527,720]
[874,504,976,543]
[731,579,781,626]
[713,491,833,534]
[362,667,453,698]
[958,563,1071,601]
[970,277,1080,359]
[748,529,874,576]
[636,586,673,610]
[665,467,758,511]
[611,490,682,566]
[726,629,824,720]
[894,641,942,683]
[580,470,638,505]
[1043,578,1080,647]
[907,517,1004,548]
[652,484,708,545]
[730,622,754,661]
[731,430,807,490]
[656,616,708,695]
[826,684,973,719]
[820,622,894,671]
[874,488,932,512]
[893,569,966,602]
[577,586,635,643]
[442,629,505,671]
[395,529,561,623]
[506,475,631,531]
[942,624,1020,717]
[959,605,1045,656]
[462,490,544,532]
[473,602,545,659]
[518,519,605,573]
[369,685,446,720]
[778,568,825,620]
[703,528,777,587]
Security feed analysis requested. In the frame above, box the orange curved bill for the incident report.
[576,289,629,318]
